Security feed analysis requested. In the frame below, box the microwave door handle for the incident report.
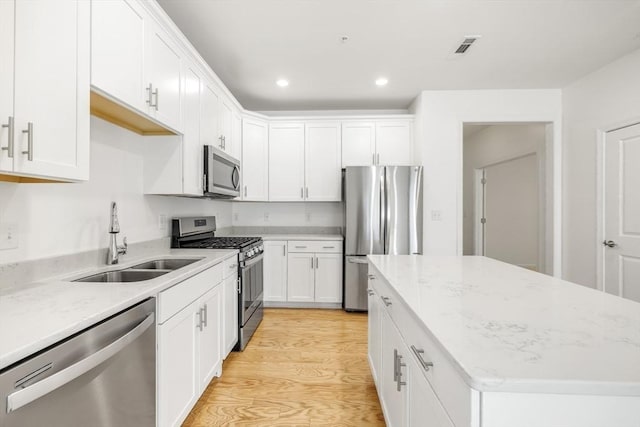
[232,165,240,190]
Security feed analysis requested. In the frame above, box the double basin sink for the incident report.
[74,258,203,283]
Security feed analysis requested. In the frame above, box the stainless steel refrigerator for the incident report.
[344,166,423,311]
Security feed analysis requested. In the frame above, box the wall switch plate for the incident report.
[431,210,443,221]
[158,214,167,230]
[264,213,269,222]
[0,223,18,250]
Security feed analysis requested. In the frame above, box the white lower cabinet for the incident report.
[314,253,342,303]
[222,273,239,357]
[264,240,288,302]
[157,261,227,427]
[367,285,382,386]
[286,252,315,302]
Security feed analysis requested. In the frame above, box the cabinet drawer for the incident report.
[287,240,343,253]
[222,255,238,279]
[158,263,223,324]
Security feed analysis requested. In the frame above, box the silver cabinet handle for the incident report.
[146,84,154,107]
[283,245,286,256]
[376,153,380,164]
[315,257,319,269]
[367,289,374,296]
[372,152,375,165]
[223,136,226,149]
[311,257,314,269]
[196,309,203,331]
[153,87,159,111]
[295,246,307,249]
[203,303,208,327]
[393,349,399,381]
[411,345,434,372]
[305,187,309,198]
[381,296,392,306]
[219,135,224,149]
[368,273,376,279]
[397,353,407,391]
[244,185,248,197]
[603,240,617,248]
[301,187,304,199]
[1,116,14,157]
[7,313,154,413]
[22,122,33,161]
[229,263,237,270]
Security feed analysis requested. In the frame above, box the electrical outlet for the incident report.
[158,214,167,230]
[264,213,269,222]
[430,210,442,221]
[306,213,312,222]
[0,223,18,250]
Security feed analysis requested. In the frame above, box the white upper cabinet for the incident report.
[342,119,413,167]
[305,122,342,201]
[218,98,233,154]
[0,0,15,173]
[241,118,269,201]
[145,21,183,132]
[269,122,305,201]
[231,110,242,160]
[376,121,412,166]
[2,0,89,181]
[91,0,146,112]
[200,81,219,148]
[181,62,203,196]
[342,121,376,167]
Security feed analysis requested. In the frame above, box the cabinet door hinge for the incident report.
[481,178,487,185]
[480,218,486,224]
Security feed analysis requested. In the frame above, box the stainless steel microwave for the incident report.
[204,145,240,198]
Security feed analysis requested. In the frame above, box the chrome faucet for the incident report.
[107,202,127,265]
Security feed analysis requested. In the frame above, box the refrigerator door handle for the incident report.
[380,169,386,253]
[348,257,368,264]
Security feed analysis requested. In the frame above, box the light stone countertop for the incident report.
[0,248,237,370]
[367,255,640,396]
[229,234,344,241]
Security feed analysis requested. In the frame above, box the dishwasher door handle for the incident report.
[6,312,155,413]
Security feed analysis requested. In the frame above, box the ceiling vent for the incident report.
[455,36,479,54]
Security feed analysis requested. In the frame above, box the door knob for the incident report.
[603,240,617,248]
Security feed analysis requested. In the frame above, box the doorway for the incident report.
[463,123,550,273]
[600,122,640,302]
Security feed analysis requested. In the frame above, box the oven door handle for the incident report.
[231,165,240,190]
[242,253,264,268]
[6,313,155,413]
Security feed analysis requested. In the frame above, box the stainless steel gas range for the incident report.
[171,217,263,351]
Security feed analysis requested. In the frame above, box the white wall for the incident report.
[562,48,640,288]
[231,202,343,227]
[410,89,562,276]
[0,117,232,264]
[463,124,546,256]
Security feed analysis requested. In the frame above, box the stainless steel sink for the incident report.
[129,258,201,270]
[74,270,169,283]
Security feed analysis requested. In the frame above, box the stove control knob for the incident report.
[248,249,255,257]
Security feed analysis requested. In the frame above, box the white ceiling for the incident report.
[157,0,640,111]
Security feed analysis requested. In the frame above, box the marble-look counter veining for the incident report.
[0,248,237,370]
[367,255,640,396]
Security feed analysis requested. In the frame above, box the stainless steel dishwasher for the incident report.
[0,298,156,427]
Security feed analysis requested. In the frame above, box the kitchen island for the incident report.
[367,255,640,427]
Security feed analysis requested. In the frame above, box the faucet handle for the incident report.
[120,237,128,255]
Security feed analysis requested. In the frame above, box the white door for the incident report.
[305,122,342,201]
[219,99,233,153]
[146,23,182,132]
[287,253,315,302]
[223,274,238,357]
[157,301,199,427]
[482,154,539,270]
[406,350,455,427]
[91,0,146,112]
[269,123,305,201]
[198,285,222,392]
[264,240,288,302]
[181,63,202,196]
[342,121,376,167]
[314,253,343,303]
[380,310,406,427]
[241,118,269,201]
[200,82,220,148]
[368,285,382,386]
[604,124,640,302]
[376,121,412,166]
[13,0,89,181]
[0,0,14,173]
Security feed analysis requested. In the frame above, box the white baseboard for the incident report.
[264,301,342,309]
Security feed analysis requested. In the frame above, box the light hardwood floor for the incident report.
[183,308,386,426]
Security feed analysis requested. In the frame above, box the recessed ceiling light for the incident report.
[276,79,289,87]
[375,77,388,86]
